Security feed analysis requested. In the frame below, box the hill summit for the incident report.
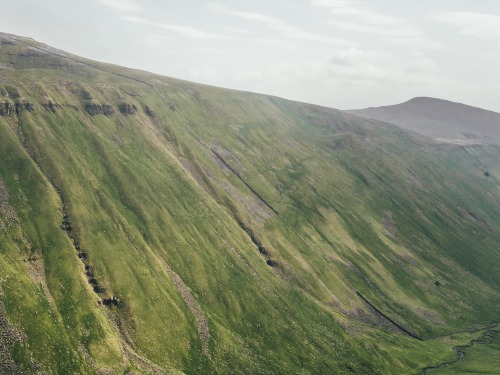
[348,96,500,146]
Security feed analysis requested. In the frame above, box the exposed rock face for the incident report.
[0,103,14,116]
[111,134,121,145]
[43,101,61,113]
[119,103,137,115]
[101,296,122,306]
[266,260,278,267]
[0,178,18,230]
[0,102,34,116]
[84,103,103,116]
[144,105,156,118]
[102,104,115,116]
[7,89,21,99]
[84,103,115,116]
[15,102,34,114]
[0,304,25,375]
[81,90,92,100]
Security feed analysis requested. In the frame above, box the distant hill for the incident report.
[347,97,500,146]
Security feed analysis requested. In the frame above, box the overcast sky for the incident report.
[2,0,500,111]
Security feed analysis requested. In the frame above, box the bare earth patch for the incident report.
[157,256,210,356]
[0,178,18,229]
[0,301,26,374]
[382,211,396,237]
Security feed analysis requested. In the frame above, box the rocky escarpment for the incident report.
[42,101,61,113]
[119,103,137,115]
[1,87,21,99]
[1,100,150,117]
[356,292,423,340]
[0,102,35,116]
[0,85,153,118]
[59,193,123,310]
[0,103,15,116]
[210,149,282,269]
[84,103,115,116]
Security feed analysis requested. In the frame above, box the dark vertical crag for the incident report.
[356,292,422,340]
[14,112,116,307]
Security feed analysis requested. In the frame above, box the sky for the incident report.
[2,0,500,111]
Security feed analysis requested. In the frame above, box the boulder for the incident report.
[144,105,156,117]
[84,103,103,116]
[102,104,115,116]
[119,103,137,115]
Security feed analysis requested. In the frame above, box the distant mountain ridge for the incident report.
[347,97,500,146]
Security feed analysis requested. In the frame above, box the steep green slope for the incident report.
[0,33,499,374]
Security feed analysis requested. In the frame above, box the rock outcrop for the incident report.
[84,103,103,116]
[119,103,137,115]
[0,102,35,116]
[144,105,156,117]
[102,104,115,116]
[84,103,115,117]
[0,103,14,116]
[7,88,21,99]
[43,101,61,113]
[81,90,92,100]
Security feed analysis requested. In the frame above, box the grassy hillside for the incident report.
[0,33,499,374]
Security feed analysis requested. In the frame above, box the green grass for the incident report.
[426,330,500,374]
[0,33,499,374]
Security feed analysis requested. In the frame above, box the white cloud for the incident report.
[251,37,298,50]
[96,0,142,12]
[310,0,362,15]
[189,67,218,83]
[165,25,225,39]
[226,27,256,35]
[310,0,362,8]
[330,8,360,15]
[274,23,350,44]
[143,34,170,48]
[328,48,439,84]
[123,16,230,39]
[331,20,440,47]
[197,47,229,54]
[332,20,396,35]
[233,70,264,83]
[363,13,398,26]
[222,9,283,27]
[432,12,500,40]
[330,13,441,49]
[240,48,439,87]
[382,36,442,50]
[208,3,351,45]
[311,0,442,50]
[207,3,285,28]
